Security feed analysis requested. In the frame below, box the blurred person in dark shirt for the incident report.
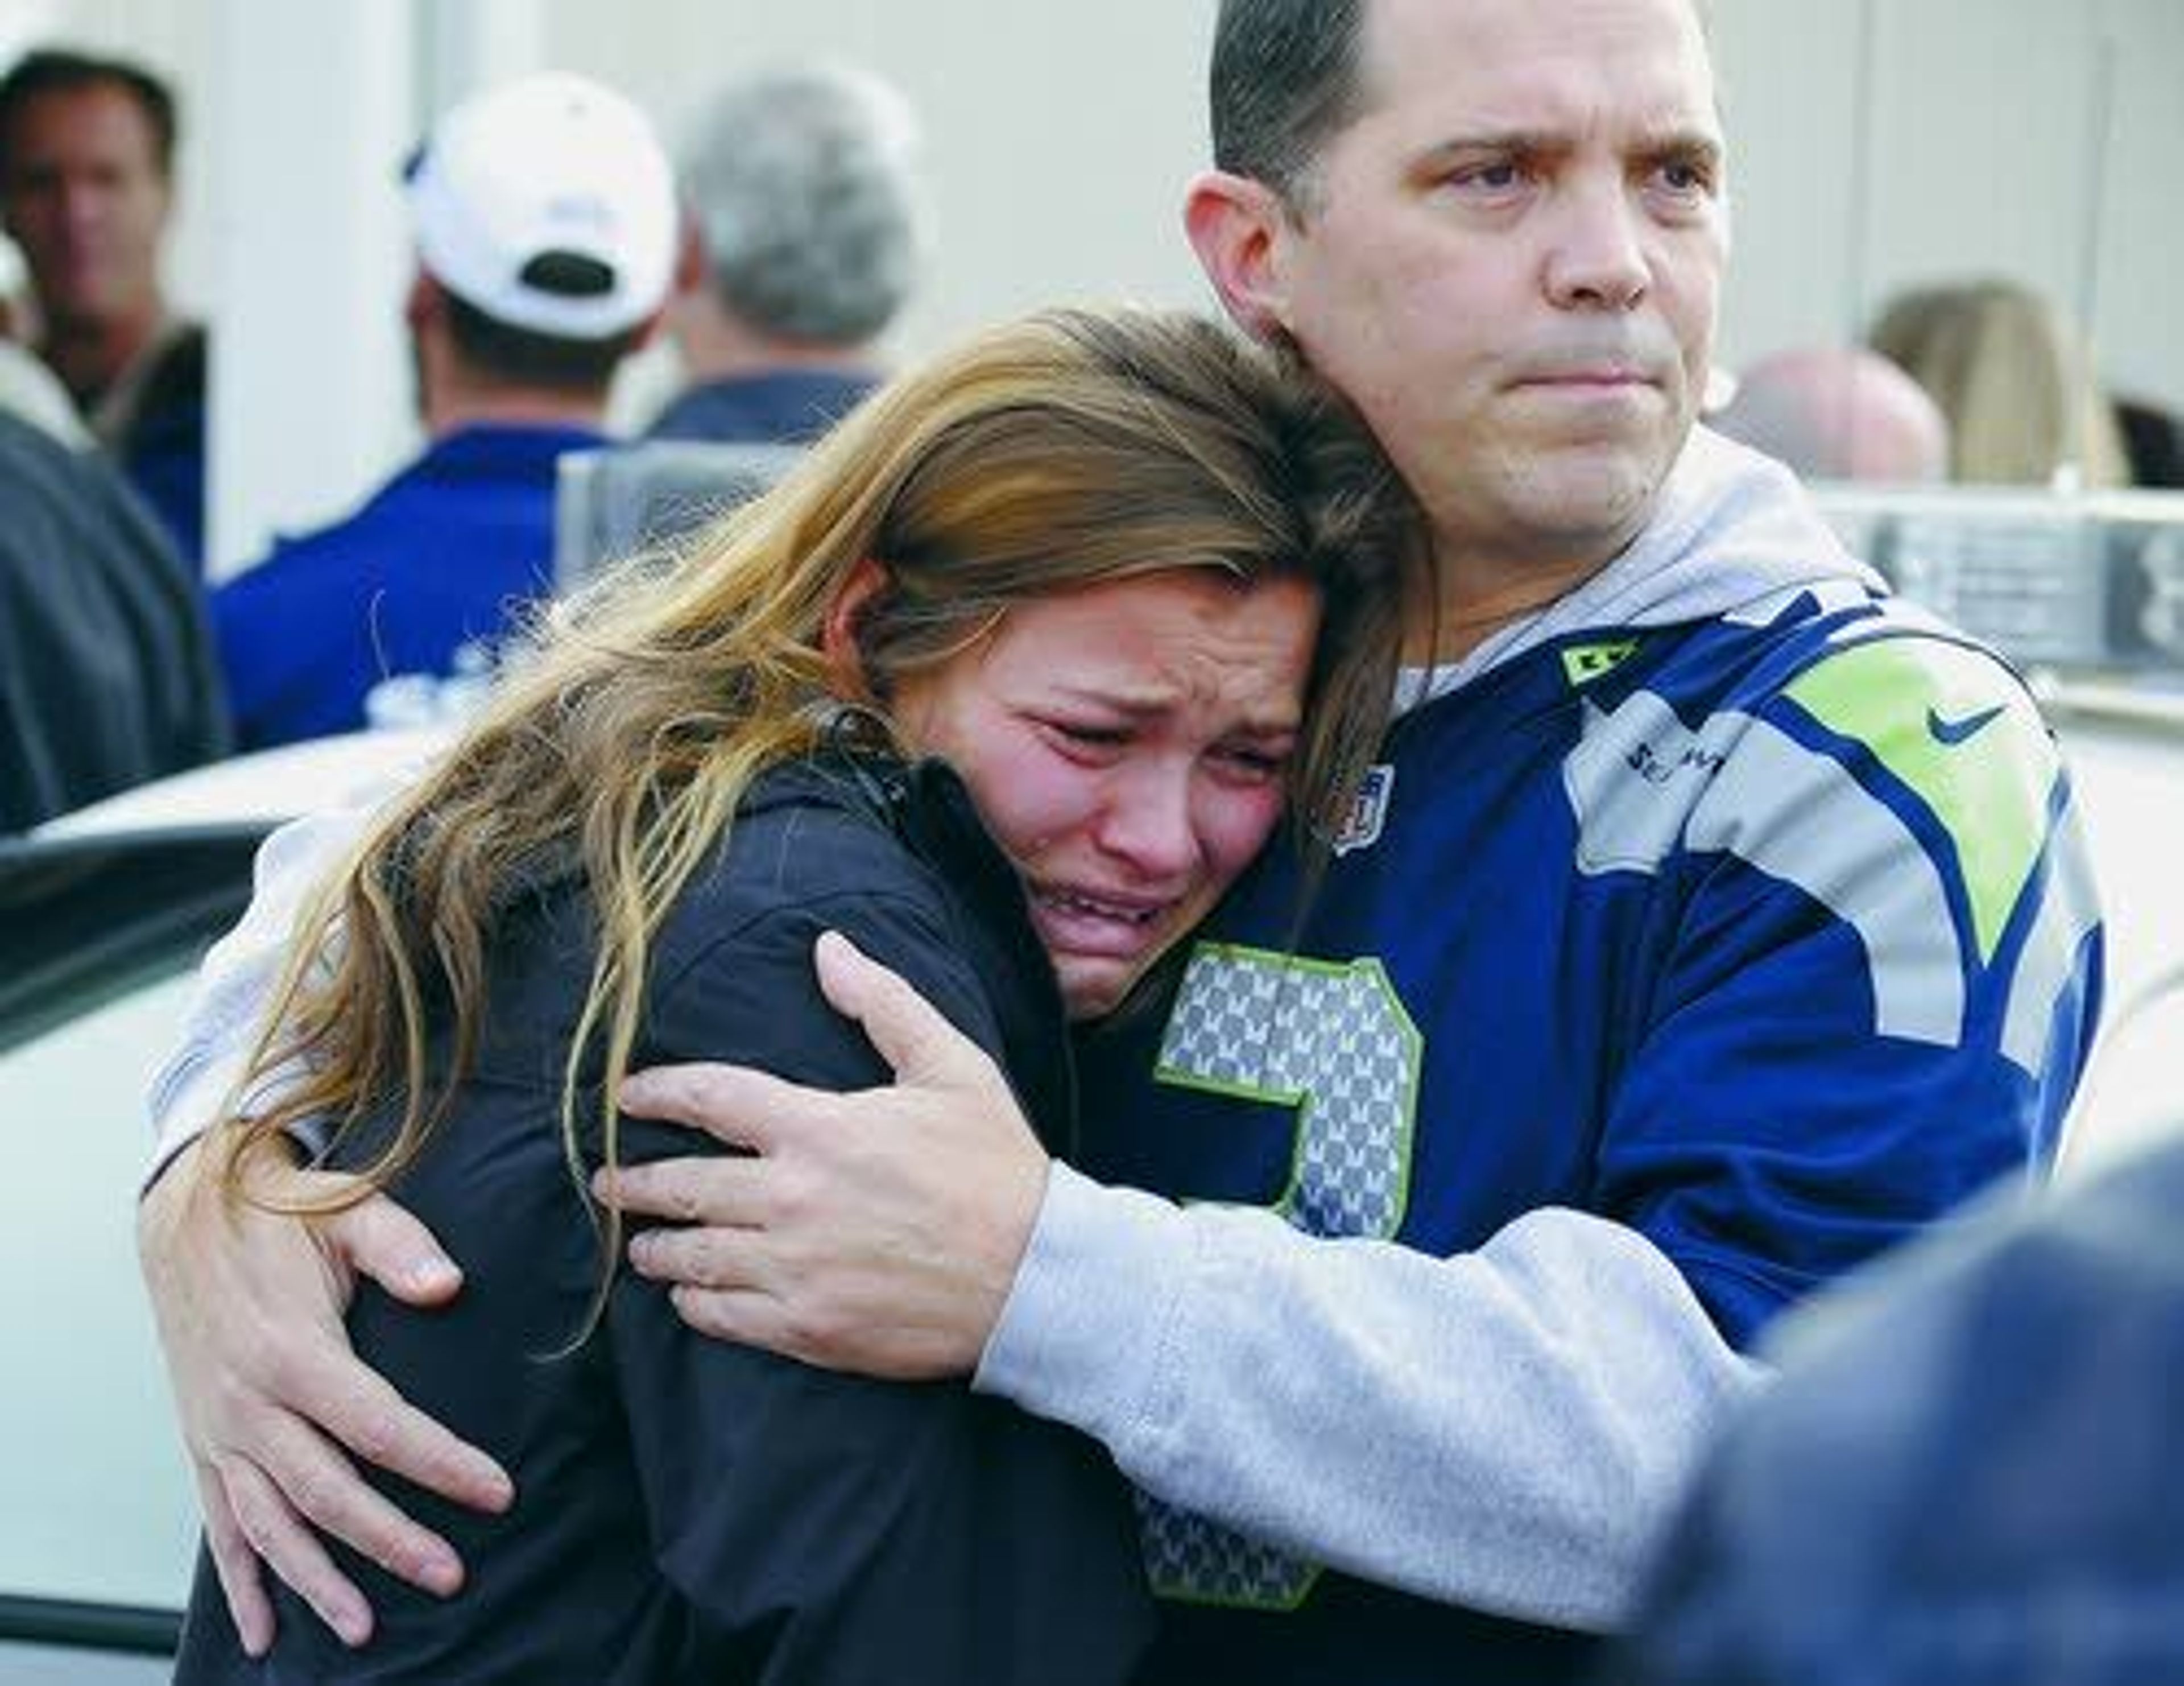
[0,406,227,830]
[1616,1126,2184,1686]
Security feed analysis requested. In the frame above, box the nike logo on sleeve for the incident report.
[1927,703,2007,746]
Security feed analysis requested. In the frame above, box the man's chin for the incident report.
[1520,442,1672,534]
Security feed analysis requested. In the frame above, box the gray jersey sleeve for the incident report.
[974,1163,1768,1630]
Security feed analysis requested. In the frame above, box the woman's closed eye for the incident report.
[1036,716,1133,759]
[1211,741,1292,784]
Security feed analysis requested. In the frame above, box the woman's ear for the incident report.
[822,556,892,700]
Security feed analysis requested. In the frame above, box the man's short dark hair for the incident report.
[0,47,179,179]
[1209,0,1369,212]
[441,291,639,394]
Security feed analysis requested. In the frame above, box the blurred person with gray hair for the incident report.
[1711,345,1950,485]
[647,63,925,445]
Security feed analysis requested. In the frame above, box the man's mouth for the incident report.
[1517,365,1657,389]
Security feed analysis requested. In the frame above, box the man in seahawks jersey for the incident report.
[142,1,2102,1681]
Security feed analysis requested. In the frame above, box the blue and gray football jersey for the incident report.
[1077,581,2104,1683]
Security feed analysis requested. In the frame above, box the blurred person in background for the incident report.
[0,331,88,444]
[0,46,208,566]
[0,405,227,830]
[209,71,674,751]
[1869,277,2130,490]
[1615,1126,2184,1685]
[1711,345,1950,484]
[2113,392,2184,489]
[646,63,925,447]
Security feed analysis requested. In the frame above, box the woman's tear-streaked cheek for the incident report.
[1195,782,1286,885]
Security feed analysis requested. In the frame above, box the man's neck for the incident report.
[1407,578,1572,665]
[668,292,876,387]
[1409,540,1621,666]
[1407,481,1682,667]
[421,378,607,440]
[39,300,167,407]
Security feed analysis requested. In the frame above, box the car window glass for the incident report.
[0,967,199,1613]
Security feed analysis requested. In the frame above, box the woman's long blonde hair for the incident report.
[1869,278,2129,489]
[214,305,1421,1271]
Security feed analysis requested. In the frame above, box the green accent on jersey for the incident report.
[1561,638,1642,688]
[1785,639,2058,963]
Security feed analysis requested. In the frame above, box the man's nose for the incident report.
[57,180,106,232]
[1544,176,1649,310]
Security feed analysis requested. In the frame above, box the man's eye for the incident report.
[1452,160,1524,192]
[1652,158,1716,197]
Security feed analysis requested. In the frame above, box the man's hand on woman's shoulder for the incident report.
[137,1134,511,1652]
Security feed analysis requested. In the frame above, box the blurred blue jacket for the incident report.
[1616,1134,2184,1686]
[212,423,598,749]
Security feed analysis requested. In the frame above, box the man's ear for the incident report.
[821,556,891,700]
[1183,168,1294,342]
[625,306,665,354]
[672,214,709,299]
[403,269,442,333]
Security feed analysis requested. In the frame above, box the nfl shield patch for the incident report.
[1332,764,1394,855]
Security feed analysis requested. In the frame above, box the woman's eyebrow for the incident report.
[1044,682,1303,734]
[1044,681,1172,716]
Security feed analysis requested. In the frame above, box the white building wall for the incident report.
[1710,0,2184,412]
[545,0,1217,366]
[5,0,2183,564]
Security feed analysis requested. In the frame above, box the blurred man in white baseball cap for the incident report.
[212,72,675,750]
[405,71,676,354]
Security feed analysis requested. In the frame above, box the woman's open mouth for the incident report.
[1027,882,1181,957]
